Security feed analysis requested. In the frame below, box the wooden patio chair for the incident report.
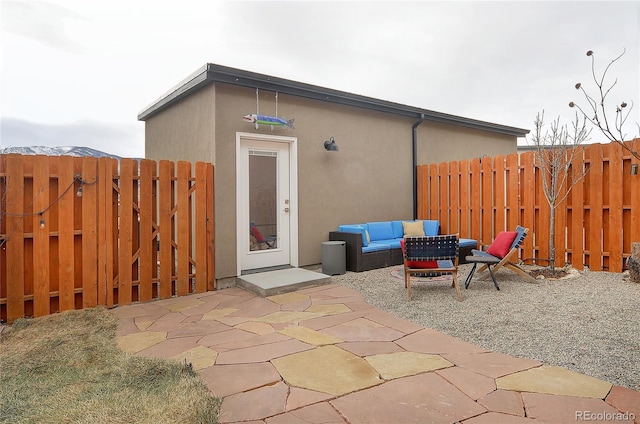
[402,234,462,301]
[464,225,536,289]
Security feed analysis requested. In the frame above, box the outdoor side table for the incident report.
[464,255,501,291]
[322,241,346,275]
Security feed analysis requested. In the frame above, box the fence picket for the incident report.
[520,152,535,261]
[459,160,470,238]
[57,156,75,311]
[449,161,460,234]
[139,160,155,302]
[5,155,25,322]
[118,160,134,305]
[586,144,604,270]
[494,155,506,233]
[429,163,438,220]
[481,157,492,243]
[32,155,50,317]
[206,162,215,291]
[176,161,191,296]
[438,162,449,233]
[159,160,174,299]
[195,162,208,293]
[82,158,98,308]
[606,143,624,272]
[506,153,519,231]
[469,158,481,242]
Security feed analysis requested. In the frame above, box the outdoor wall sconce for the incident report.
[324,136,339,151]
[631,164,638,175]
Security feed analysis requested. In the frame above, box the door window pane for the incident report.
[249,150,277,251]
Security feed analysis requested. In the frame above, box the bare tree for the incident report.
[530,111,591,273]
[569,49,640,161]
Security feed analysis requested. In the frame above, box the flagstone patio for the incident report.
[112,284,640,423]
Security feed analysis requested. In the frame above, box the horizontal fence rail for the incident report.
[417,140,639,272]
[0,154,215,324]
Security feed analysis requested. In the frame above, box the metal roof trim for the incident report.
[138,63,529,137]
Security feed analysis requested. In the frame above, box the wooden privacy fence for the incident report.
[0,154,215,324]
[417,140,640,272]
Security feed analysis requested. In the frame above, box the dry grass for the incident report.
[0,307,221,424]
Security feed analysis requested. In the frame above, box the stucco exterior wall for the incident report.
[144,84,216,163]
[416,121,517,164]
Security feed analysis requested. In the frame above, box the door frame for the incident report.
[236,132,298,276]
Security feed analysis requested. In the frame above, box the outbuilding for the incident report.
[138,63,529,283]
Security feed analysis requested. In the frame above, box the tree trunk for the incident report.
[629,242,640,283]
[549,204,556,272]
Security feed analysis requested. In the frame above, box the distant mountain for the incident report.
[0,146,122,159]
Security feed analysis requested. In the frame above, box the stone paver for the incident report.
[365,351,452,379]
[462,412,542,423]
[197,362,281,397]
[444,351,541,378]
[111,283,640,424]
[523,392,635,423]
[272,345,383,396]
[396,328,489,354]
[477,389,525,416]
[606,386,640,424]
[319,317,405,342]
[171,345,217,370]
[267,402,346,424]
[336,341,405,357]
[219,380,289,422]
[279,325,343,345]
[116,331,166,353]
[436,365,496,400]
[331,372,486,424]
[284,387,334,412]
[497,364,613,398]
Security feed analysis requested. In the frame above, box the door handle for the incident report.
[284,208,289,212]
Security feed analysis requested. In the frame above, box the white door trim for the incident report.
[236,132,298,276]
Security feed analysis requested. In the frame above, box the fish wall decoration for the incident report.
[243,114,295,130]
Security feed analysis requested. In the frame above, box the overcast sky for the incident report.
[1,1,639,158]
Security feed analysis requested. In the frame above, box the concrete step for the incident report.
[237,268,331,297]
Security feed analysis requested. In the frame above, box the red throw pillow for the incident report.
[406,260,439,268]
[487,231,518,258]
[250,225,265,242]
[400,239,439,268]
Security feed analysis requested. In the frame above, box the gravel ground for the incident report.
[327,263,640,391]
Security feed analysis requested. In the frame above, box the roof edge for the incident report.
[138,63,530,137]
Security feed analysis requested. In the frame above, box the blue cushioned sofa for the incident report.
[329,220,477,272]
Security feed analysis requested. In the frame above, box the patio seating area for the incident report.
[113,263,640,423]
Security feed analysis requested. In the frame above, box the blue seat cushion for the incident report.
[391,221,404,238]
[338,224,369,247]
[367,221,395,241]
[423,220,439,236]
[363,242,392,253]
[459,238,478,248]
[374,238,402,248]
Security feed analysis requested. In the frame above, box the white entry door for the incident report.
[237,133,298,274]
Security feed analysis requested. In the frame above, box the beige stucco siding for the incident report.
[144,84,216,163]
[417,122,516,164]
